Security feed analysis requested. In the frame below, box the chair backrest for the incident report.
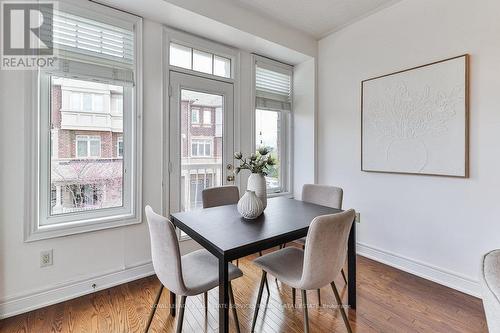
[299,209,355,290]
[145,206,187,295]
[202,185,240,208]
[302,184,343,209]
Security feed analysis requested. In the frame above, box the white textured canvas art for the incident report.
[361,55,469,177]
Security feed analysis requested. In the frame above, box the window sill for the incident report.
[25,214,142,242]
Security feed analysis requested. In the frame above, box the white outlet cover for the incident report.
[40,249,53,267]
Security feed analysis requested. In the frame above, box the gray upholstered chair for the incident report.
[202,185,270,294]
[144,206,243,333]
[481,249,500,333]
[289,184,347,305]
[251,209,355,333]
[202,185,240,209]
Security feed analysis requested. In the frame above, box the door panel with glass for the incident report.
[169,72,234,218]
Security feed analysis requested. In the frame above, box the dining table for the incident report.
[170,196,357,333]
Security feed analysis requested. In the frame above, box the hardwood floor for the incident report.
[0,255,487,333]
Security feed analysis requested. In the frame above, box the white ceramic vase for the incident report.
[247,173,267,209]
[237,190,264,219]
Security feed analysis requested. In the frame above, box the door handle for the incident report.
[227,174,235,182]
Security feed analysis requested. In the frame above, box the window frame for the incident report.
[252,55,293,196]
[169,42,232,79]
[24,2,143,242]
[164,27,241,242]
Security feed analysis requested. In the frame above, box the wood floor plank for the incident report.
[0,255,487,333]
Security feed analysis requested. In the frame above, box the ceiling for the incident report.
[232,0,401,38]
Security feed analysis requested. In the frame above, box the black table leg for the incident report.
[347,219,356,309]
[170,291,176,317]
[219,257,229,333]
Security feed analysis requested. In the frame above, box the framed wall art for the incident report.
[361,54,469,177]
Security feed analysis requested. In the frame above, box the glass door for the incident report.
[169,71,234,217]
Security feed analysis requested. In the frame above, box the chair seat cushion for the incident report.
[482,249,500,333]
[182,249,243,296]
[253,247,304,289]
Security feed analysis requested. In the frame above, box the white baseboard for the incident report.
[0,245,481,319]
[0,261,155,319]
[357,242,481,298]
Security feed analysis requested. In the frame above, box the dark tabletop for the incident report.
[170,196,343,259]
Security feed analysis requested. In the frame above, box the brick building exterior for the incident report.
[50,78,124,214]
[50,79,224,213]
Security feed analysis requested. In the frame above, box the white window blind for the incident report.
[42,7,135,86]
[255,58,292,111]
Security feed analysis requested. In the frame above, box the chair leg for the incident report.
[204,292,208,315]
[330,281,352,333]
[258,251,271,293]
[176,295,187,333]
[317,288,321,306]
[251,271,267,332]
[292,287,296,307]
[145,284,163,333]
[301,290,309,333]
[341,268,348,284]
[236,259,239,267]
[228,282,241,333]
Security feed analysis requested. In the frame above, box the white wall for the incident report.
[0,3,317,318]
[293,58,317,197]
[318,0,500,296]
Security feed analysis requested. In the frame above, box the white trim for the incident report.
[357,242,481,297]
[0,262,154,319]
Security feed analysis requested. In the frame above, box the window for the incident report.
[214,55,231,78]
[169,42,231,78]
[169,43,192,69]
[27,3,142,241]
[70,93,81,110]
[94,95,104,112]
[254,56,293,193]
[82,94,93,111]
[203,109,211,125]
[256,110,281,191]
[117,137,124,157]
[192,49,212,74]
[191,108,200,124]
[191,139,212,157]
[76,135,101,158]
[69,93,105,112]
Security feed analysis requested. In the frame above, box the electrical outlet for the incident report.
[355,212,361,223]
[40,249,53,267]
